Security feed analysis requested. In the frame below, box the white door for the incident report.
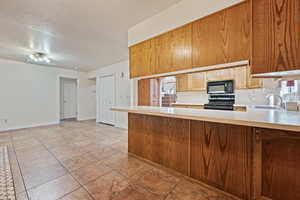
[62,79,77,119]
[98,75,115,125]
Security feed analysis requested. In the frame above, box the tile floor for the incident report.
[0,120,237,200]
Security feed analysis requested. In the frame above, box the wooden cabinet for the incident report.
[171,24,192,71]
[130,0,300,78]
[128,113,300,200]
[189,73,206,91]
[128,113,190,175]
[176,72,206,92]
[130,40,156,77]
[254,128,300,200]
[138,79,160,106]
[176,74,189,92]
[130,2,250,78]
[192,2,250,68]
[252,0,300,74]
[155,32,172,74]
[176,66,262,92]
[190,121,252,200]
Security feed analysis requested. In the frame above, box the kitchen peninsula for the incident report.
[112,106,300,200]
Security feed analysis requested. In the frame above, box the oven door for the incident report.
[207,80,234,94]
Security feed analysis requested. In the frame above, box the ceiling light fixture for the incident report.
[27,52,51,64]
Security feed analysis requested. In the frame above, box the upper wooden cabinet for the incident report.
[176,66,262,92]
[252,0,300,74]
[192,2,250,68]
[171,24,192,71]
[176,72,206,92]
[130,2,250,78]
[130,41,156,77]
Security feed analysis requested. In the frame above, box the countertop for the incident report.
[111,106,300,132]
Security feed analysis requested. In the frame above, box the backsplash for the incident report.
[176,79,281,106]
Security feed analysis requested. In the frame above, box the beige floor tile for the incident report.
[22,162,67,189]
[61,152,98,172]
[84,171,128,200]
[71,161,113,185]
[130,168,180,196]
[28,174,80,200]
[60,187,93,200]
[105,155,153,178]
[165,180,219,200]
[1,121,235,200]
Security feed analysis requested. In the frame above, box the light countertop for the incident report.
[111,106,300,132]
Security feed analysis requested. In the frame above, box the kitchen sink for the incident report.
[252,105,283,110]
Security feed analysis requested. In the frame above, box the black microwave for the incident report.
[207,80,234,94]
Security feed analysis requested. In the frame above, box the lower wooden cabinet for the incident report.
[128,113,300,200]
[254,128,300,200]
[128,113,190,175]
[190,121,253,200]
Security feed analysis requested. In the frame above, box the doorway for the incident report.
[97,74,115,125]
[60,78,78,121]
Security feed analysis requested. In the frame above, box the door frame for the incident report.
[59,77,79,121]
[96,73,116,125]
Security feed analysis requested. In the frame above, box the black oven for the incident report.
[207,80,234,94]
[205,80,235,111]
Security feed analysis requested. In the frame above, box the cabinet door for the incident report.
[192,2,250,68]
[155,33,173,74]
[252,0,300,74]
[206,68,235,82]
[150,79,160,106]
[188,72,206,91]
[190,121,252,200]
[176,74,189,92]
[171,24,192,71]
[233,67,247,89]
[138,79,151,106]
[130,40,156,78]
[176,72,206,92]
[254,128,300,200]
[129,45,140,78]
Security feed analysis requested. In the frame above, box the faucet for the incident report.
[266,94,283,108]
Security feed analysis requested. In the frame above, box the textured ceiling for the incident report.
[0,0,181,71]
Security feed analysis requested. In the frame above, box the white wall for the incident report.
[0,58,96,131]
[128,0,244,46]
[89,60,131,129]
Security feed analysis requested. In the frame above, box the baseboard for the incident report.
[114,123,128,130]
[0,121,59,132]
[77,118,96,121]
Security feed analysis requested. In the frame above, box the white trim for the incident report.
[134,60,249,80]
[58,76,79,121]
[114,122,128,129]
[77,118,96,121]
[96,73,116,125]
[0,121,59,132]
